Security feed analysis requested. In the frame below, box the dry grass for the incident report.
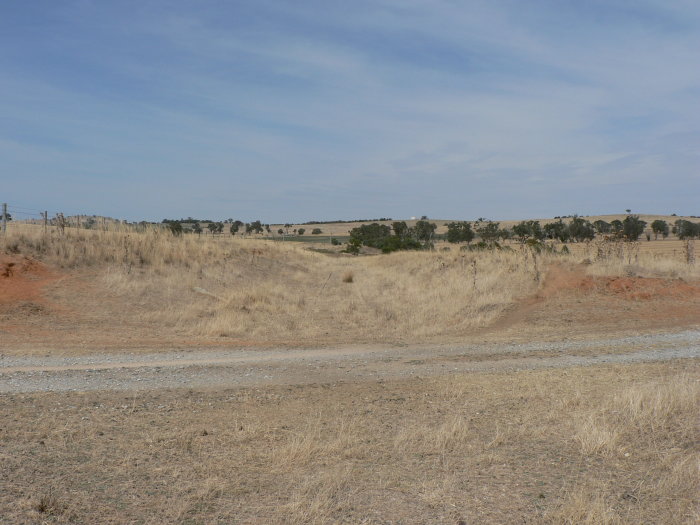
[2,223,699,353]
[1,361,697,523]
[2,224,555,345]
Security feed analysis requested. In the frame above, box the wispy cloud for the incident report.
[1,0,698,221]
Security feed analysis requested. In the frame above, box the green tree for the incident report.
[445,221,475,244]
[610,220,623,234]
[168,221,183,236]
[512,220,544,243]
[249,220,264,234]
[349,223,391,248]
[414,220,437,242]
[349,223,420,253]
[297,228,306,235]
[543,220,570,242]
[193,222,203,236]
[593,220,611,234]
[312,228,323,234]
[568,216,595,242]
[392,221,409,239]
[621,215,647,241]
[651,220,669,240]
[673,219,700,240]
[475,221,502,244]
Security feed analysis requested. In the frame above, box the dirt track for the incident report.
[1,329,698,393]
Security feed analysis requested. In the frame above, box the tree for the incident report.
[414,220,437,242]
[512,220,544,243]
[168,221,183,236]
[651,220,669,240]
[392,221,409,239]
[312,228,322,234]
[349,223,391,248]
[621,215,647,241]
[593,220,611,234]
[543,220,570,242]
[475,221,502,244]
[193,222,203,236]
[568,216,595,242]
[249,220,264,234]
[446,221,475,244]
[673,220,700,240]
[207,222,218,235]
[348,222,420,253]
[297,228,306,235]
[277,228,284,235]
[610,220,623,234]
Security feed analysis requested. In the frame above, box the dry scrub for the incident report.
[2,224,549,345]
[2,224,699,350]
[1,361,696,523]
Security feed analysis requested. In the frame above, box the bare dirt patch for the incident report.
[478,264,700,339]
[0,255,60,307]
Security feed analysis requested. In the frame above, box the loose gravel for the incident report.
[1,329,698,393]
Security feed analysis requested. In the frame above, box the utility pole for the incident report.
[2,203,6,234]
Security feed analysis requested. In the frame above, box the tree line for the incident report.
[346,216,700,253]
[160,215,700,250]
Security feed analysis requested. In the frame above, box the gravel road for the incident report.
[1,329,698,393]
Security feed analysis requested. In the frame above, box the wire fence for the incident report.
[0,201,123,234]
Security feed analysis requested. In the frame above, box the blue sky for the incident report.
[1,0,699,222]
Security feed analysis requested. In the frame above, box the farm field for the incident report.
[1,221,698,524]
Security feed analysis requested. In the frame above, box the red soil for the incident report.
[539,264,700,301]
[0,255,61,308]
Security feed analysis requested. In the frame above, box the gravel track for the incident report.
[1,329,698,393]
